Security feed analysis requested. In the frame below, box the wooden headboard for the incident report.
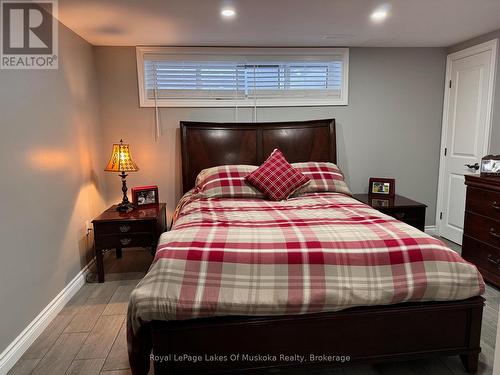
[180,118,337,193]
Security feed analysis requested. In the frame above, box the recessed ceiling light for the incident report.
[221,8,236,18]
[370,4,391,23]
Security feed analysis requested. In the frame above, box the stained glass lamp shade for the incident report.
[105,140,139,212]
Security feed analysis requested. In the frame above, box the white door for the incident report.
[437,40,497,244]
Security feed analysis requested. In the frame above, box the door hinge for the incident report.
[449,80,452,88]
[440,212,443,220]
[444,148,447,156]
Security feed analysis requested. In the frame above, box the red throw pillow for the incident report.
[246,149,310,200]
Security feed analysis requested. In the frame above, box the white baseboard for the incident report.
[425,225,437,236]
[0,260,94,375]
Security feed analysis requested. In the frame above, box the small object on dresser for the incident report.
[368,177,395,198]
[132,185,159,207]
[104,139,139,212]
[480,155,500,177]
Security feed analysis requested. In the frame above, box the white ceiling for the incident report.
[58,0,500,47]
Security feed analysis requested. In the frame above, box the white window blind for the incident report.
[137,47,349,107]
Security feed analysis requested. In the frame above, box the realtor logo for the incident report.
[1,0,58,69]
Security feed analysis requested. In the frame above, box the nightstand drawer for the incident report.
[95,233,154,249]
[94,221,152,235]
[383,207,425,231]
[466,187,500,219]
[464,212,500,248]
[383,207,425,221]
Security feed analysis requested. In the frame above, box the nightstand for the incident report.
[352,194,426,231]
[92,203,167,282]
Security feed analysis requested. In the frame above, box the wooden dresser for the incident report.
[463,175,500,287]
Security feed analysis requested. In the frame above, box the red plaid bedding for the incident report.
[128,192,484,338]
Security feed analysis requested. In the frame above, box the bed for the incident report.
[127,119,485,375]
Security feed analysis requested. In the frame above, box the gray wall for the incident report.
[0,24,106,353]
[95,46,446,225]
[448,29,500,154]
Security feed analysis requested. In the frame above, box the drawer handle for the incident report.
[492,201,500,210]
[487,254,500,267]
[120,237,132,245]
[489,228,500,239]
[119,225,131,233]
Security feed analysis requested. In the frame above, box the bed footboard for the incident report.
[143,297,484,374]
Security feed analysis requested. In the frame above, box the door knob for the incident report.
[465,163,479,171]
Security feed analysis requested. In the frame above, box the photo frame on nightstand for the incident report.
[132,185,159,207]
[369,178,396,198]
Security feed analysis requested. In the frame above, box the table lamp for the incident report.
[105,139,139,212]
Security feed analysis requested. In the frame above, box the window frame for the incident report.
[136,46,349,108]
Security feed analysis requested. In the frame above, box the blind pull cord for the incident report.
[153,62,161,142]
[253,65,257,123]
[234,66,239,122]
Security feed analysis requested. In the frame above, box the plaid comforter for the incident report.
[127,192,484,373]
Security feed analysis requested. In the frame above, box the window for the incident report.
[137,47,349,107]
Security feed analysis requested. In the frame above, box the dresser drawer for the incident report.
[94,220,152,235]
[462,236,500,286]
[464,212,500,248]
[466,187,500,219]
[95,233,154,249]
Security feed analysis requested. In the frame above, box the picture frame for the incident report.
[369,178,396,198]
[480,155,500,177]
[131,185,159,207]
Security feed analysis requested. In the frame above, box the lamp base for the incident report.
[116,201,135,213]
[116,171,135,213]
